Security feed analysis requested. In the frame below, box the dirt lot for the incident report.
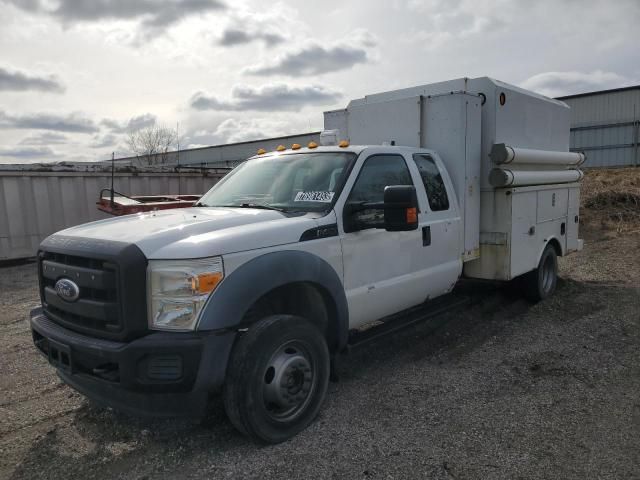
[1,169,639,480]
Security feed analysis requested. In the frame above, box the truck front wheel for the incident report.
[223,315,330,443]
[523,243,558,302]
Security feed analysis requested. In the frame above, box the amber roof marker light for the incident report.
[339,140,350,148]
[276,145,286,151]
[308,141,318,149]
[257,148,266,155]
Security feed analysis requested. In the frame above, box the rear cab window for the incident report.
[411,154,450,212]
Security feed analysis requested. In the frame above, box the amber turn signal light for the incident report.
[191,272,224,295]
[406,207,418,224]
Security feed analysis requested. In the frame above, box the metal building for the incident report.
[557,86,640,168]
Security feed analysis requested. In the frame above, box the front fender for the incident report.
[197,250,349,350]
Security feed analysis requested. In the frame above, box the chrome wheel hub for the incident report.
[263,343,314,420]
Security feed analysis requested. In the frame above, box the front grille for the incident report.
[39,251,123,336]
[37,235,149,341]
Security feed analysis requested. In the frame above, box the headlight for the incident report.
[147,257,224,331]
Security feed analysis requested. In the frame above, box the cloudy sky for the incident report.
[0,0,638,163]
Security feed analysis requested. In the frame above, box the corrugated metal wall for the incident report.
[0,169,226,260]
[561,88,640,168]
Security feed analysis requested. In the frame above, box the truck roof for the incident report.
[247,145,430,160]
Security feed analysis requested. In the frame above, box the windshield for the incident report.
[198,152,356,212]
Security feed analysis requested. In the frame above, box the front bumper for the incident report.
[30,308,236,417]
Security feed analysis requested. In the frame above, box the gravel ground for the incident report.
[1,224,639,480]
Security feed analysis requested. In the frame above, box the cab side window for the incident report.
[346,154,413,229]
[412,154,449,211]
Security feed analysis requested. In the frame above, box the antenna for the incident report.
[110,151,115,207]
[177,121,181,195]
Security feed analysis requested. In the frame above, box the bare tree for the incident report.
[127,124,177,165]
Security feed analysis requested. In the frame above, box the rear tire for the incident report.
[223,315,330,444]
[523,243,558,302]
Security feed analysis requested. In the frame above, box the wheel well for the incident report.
[547,237,562,257]
[241,282,339,351]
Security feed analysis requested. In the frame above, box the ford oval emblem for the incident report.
[55,278,80,302]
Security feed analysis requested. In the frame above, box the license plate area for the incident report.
[47,338,73,373]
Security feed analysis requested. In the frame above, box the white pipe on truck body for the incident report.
[489,168,584,187]
[490,143,585,166]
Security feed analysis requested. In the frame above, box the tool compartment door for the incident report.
[510,184,572,279]
[510,189,539,277]
[567,185,581,252]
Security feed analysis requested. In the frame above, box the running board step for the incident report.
[346,294,470,350]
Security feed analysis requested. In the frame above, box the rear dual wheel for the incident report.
[223,315,330,444]
[523,243,558,302]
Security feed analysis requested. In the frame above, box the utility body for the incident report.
[30,77,584,443]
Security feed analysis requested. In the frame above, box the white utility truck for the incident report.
[30,77,584,443]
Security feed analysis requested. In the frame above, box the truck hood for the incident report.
[56,207,323,259]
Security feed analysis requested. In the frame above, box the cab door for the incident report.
[337,150,463,330]
[338,151,426,329]
[409,152,463,299]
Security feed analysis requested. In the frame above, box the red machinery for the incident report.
[96,158,232,216]
[97,189,201,216]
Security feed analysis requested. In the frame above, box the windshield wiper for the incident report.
[238,203,286,212]
[211,203,287,212]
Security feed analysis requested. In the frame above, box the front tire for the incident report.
[223,315,330,444]
[523,243,558,302]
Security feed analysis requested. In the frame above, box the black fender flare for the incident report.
[197,250,350,351]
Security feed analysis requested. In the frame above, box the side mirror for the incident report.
[383,185,419,231]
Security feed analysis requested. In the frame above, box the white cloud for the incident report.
[244,30,377,76]
[0,111,97,133]
[19,132,69,145]
[212,1,295,48]
[218,28,286,47]
[90,133,119,149]
[101,113,157,133]
[186,117,294,145]
[0,145,56,158]
[190,83,342,111]
[521,71,636,98]
[3,0,227,37]
[400,1,507,49]
[0,65,65,92]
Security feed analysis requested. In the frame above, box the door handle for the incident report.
[422,226,431,246]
